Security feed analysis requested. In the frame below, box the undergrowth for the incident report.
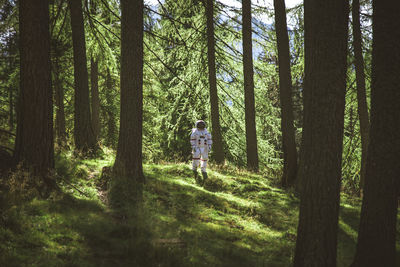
[1,151,399,267]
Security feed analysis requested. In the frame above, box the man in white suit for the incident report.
[190,120,212,184]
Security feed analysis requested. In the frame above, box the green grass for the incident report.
[1,156,399,266]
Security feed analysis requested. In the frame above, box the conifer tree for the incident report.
[53,42,67,144]
[351,0,400,265]
[205,0,224,165]
[69,0,96,152]
[352,0,369,191]
[273,0,297,187]
[113,0,145,199]
[242,0,259,172]
[91,58,100,141]
[15,0,55,188]
[294,0,348,265]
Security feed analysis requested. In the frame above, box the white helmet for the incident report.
[195,120,206,129]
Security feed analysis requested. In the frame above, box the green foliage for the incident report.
[2,165,44,205]
[139,0,301,174]
[0,0,374,193]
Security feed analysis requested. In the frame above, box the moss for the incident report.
[3,158,398,267]
[203,176,229,192]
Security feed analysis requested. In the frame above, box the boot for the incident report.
[193,170,200,184]
[201,171,208,186]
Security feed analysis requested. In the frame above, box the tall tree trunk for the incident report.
[242,0,259,172]
[113,0,144,195]
[91,57,100,141]
[293,0,348,266]
[89,0,100,142]
[352,0,369,192]
[273,0,298,187]
[105,68,116,148]
[69,0,96,152]
[54,54,67,144]
[351,1,400,266]
[9,85,13,131]
[205,0,224,165]
[15,0,54,186]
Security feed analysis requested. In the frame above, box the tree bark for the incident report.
[352,0,369,192]
[69,0,96,152]
[15,0,54,183]
[242,0,259,172]
[351,1,400,266]
[91,57,100,141]
[294,0,348,266]
[205,0,224,165]
[113,0,144,186]
[273,0,298,187]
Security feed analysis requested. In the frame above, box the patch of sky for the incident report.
[144,0,303,84]
[145,0,303,21]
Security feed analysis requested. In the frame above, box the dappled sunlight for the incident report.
[2,156,388,266]
[2,0,398,265]
[142,163,300,266]
[339,220,357,243]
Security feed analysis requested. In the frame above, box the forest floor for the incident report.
[1,151,399,267]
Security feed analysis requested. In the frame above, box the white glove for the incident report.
[192,147,197,153]
[208,145,212,151]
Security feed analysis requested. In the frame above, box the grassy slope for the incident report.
[1,156,399,267]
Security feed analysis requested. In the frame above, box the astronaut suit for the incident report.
[190,120,212,183]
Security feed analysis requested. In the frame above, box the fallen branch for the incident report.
[56,174,91,198]
[152,238,187,248]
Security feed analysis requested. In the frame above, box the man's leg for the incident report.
[200,151,208,184]
[192,149,200,182]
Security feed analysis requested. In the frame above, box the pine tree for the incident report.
[294,0,348,265]
[205,0,224,165]
[104,68,117,148]
[352,0,369,192]
[15,0,55,188]
[113,0,145,195]
[90,57,100,141]
[242,0,259,172]
[351,0,400,265]
[273,0,297,187]
[53,42,67,144]
[69,0,96,152]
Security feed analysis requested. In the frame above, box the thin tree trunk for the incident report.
[91,57,100,141]
[89,0,100,142]
[9,85,13,131]
[15,0,54,186]
[205,0,224,165]
[54,54,67,144]
[352,0,369,192]
[273,0,298,187]
[113,0,144,190]
[69,0,96,153]
[242,0,259,172]
[294,0,348,266]
[105,68,116,148]
[351,1,400,266]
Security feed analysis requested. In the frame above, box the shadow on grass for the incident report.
[144,165,300,266]
[5,163,394,267]
[337,201,400,266]
[2,194,175,267]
